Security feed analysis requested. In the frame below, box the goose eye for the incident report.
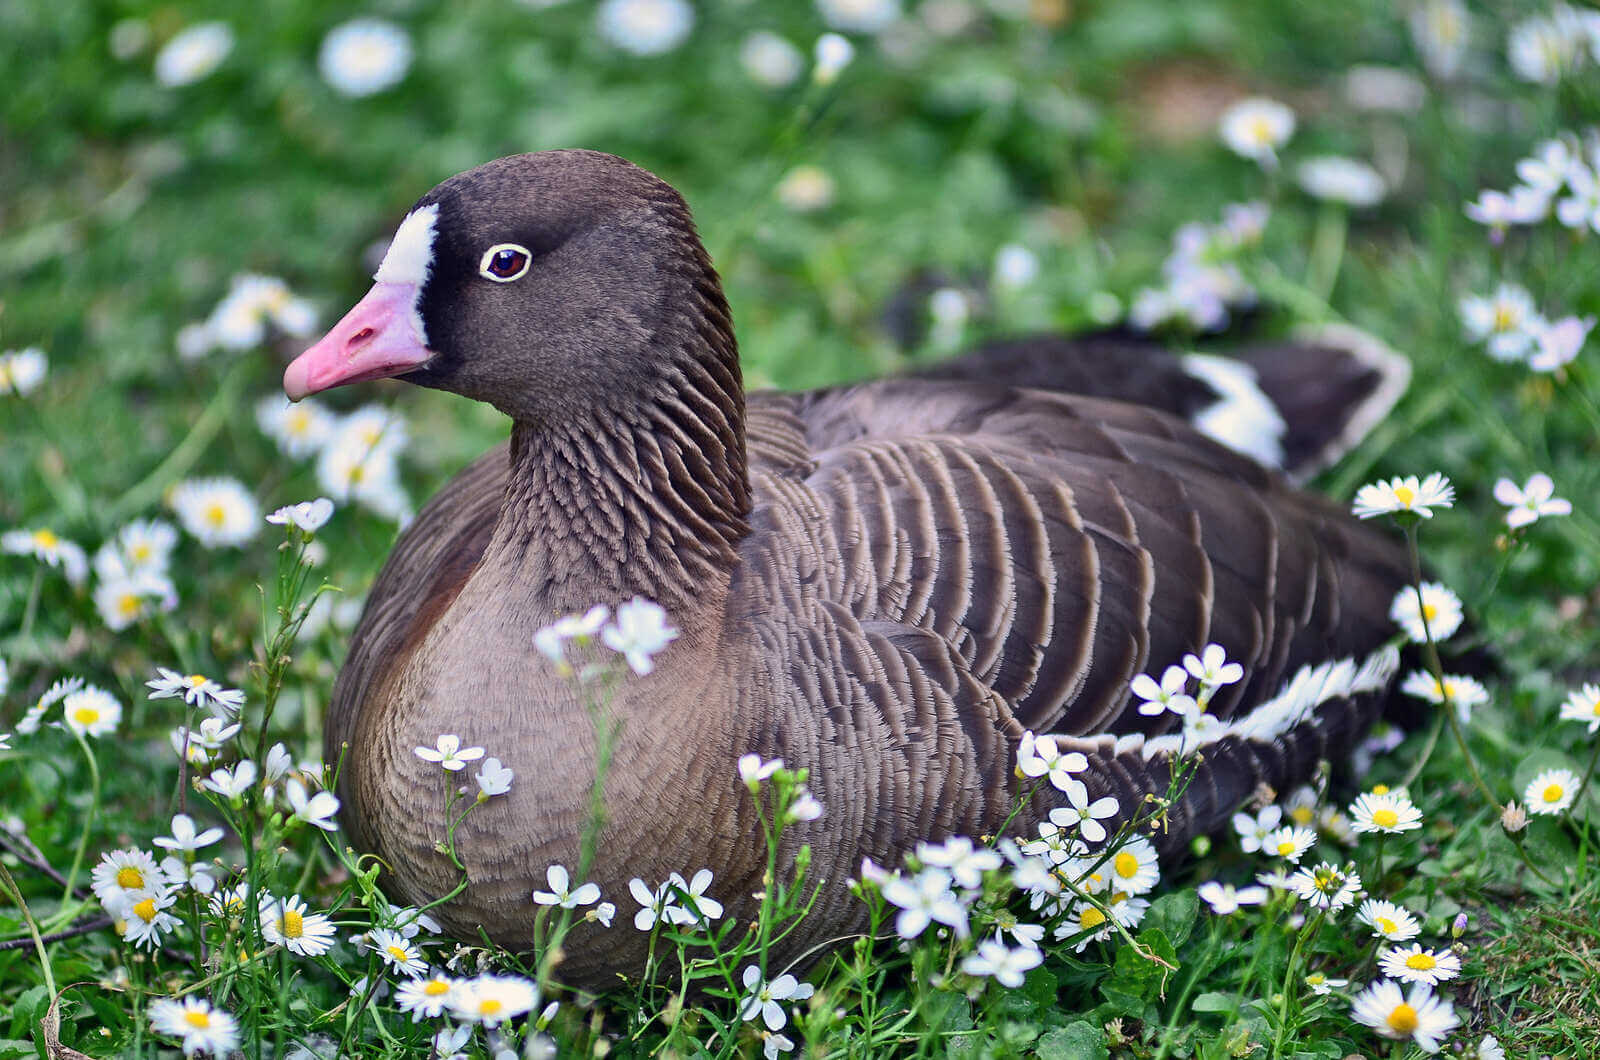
[479,244,532,282]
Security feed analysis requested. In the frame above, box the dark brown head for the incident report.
[284,150,740,426]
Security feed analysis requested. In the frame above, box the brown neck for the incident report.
[490,351,751,619]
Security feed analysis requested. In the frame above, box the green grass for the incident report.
[4,0,1600,1057]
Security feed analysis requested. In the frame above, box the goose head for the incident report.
[283,150,737,423]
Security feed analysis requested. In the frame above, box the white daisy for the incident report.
[147,668,246,716]
[1524,767,1581,815]
[256,396,336,459]
[1558,683,1600,733]
[318,18,412,98]
[153,22,233,87]
[93,519,178,580]
[776,166,835,212]
[960,937,1043,988]
[17,677,83,734]
[121,887,181,949]
[446,974,540,1027]
[1357,898,1422,942]
[532,864,601,909]
[148,996,240,1057]
[1349,789,1423,835]
[91,849,169,911]
[740,31,803,88]
[2,527,89,585]
[1508,15,1576,85]
[205,274,316,349]
[1353,473,1455,520]
[62,686,122,738]
[1304,971,1349,995]
[1408,0,1469,79]
[1378,943,1462,985]
[1288,861,1362,911]
[369,926,428,976]
[1263,825,1318,863]
[1460,284,1540,361]
[414,734,485,771]
[1218,97,1295,165]
[94,572,177,631]
[1466,1035,1507,1060]
[260,893,338,957]
[161,855,217,896]
[1389,582,1463,644]
[396,973,458,1020]
[170,478,258,548]
[596,0,694,56]
[0,347,48,396]
[1197,880,1268,915]
[316,429,409,521]
[1398,670,1488,723]
[1296,156,1386,207]
[1104,837,1161,896]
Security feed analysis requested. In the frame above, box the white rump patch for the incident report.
[1182,353,1287,469]
[1052,644,1401,762]
[373,203,440,344]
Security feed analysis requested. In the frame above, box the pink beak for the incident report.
[283,282,433,400]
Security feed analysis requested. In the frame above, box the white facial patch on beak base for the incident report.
[372,203,441,344]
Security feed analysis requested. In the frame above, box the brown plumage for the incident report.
[287,150,1411,989]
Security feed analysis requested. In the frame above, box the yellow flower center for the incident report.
[1290,806,1314,825]
[1306,973,1325,986]
[115,866,145,890]
[1387,1003,1419,1034]
[424,979,450,996]
[1421,603,1438,621]
[204,503,228,528]
[281,909,304,938]
[184,1010,212,1030]
[387,944,410,962]
[71,706,101,726]
[479,998,504,1016]
[133,898,157,923]
[1377,916,1398,934]
[1592,702,1600,716]
[1543,783,1565,804]
[1079,906,1106,929]
[1392,485,1416,507]
[1406,952,1437,971]
[1248,116,1275,144]
[1373,808,1400,828]
[188,674,209,687]
[117,594,142,618]
[131,543,152,561]
[1372,784,1390,795]
[288,409,311,434]
[32,529,59,549]
[1114,852,1140,879]
[348,464,366,485]
[1493,306,1516,331]
[1276,840,1297,856]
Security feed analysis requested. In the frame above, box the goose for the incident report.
[283,150,1412,988]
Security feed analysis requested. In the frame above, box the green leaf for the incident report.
[1034,1021,1109,1060]
[1191,991,1236,1014]
[1143,890,1199,948]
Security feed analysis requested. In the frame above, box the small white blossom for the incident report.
[812,32,854,84]
[147,667,246,716]
[815,0,901,34]
[1509,15,1577,85]
[62,686,123,738]
[154,22,232,87]
[266,498,335,534]
[94,572,177,631]
[1016,731,1089,802]
[1264,825,1317,863]
[1218,97,1295,165]
[628,877,684,931]
[1048,786,1119,845]
[1289,861,1362,911]
[121,886,181,949]
[369,926,428,976]
[1130,665,1196,718]
[740,31,803,88]
[739,752,784,787]
[916,836,1001,889]
[1379,943,1462,986]
[148,996,239,1057]
[533,864,602,910]
[665,868,724,924]
[2,528,88,585]
[961,937,1043,987]
[1358,898,1422,942]
[1494,472,1572,528]
[1296,156,1387,207]
[170,478,259,548]
[1528,315,1593,372]
[446,974,540,1027]
[1460,285,1540,361]
[474,756,514,798]
[993,244,1039,288]
[596,0,694,56]
[533,604,610,664]
[256,396,337,458]
[153,813,224,853]
[1558,683,1600,733]
[1389,582,1463,644]
[319,18,412,97]
[738,965,814,1031]
[1408,0,1469,79]
[1232,804,1283,854]
[0,348,48,396]
[262,894,339,957]
[880,867,969,940]
[202,760,258,800]
[396,973,458,1020]
[600,597,678,675]
[94,519,178,580]
[1524,767,1581,815]
[414,734,485,772]
[285,778,340,831]
[1197,880,1268,915]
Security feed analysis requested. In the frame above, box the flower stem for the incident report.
[57,730,101,913]
[1270,908,1326,1059]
